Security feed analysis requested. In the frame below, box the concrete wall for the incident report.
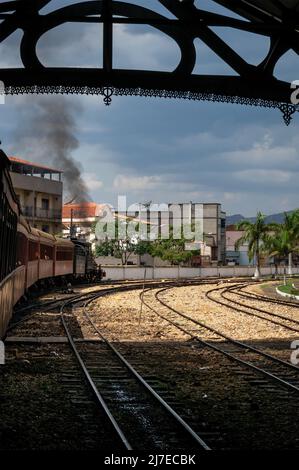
[103,265,299,281]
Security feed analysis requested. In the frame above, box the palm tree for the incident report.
[282,210,299,275]
[263,229,292,277]
[235,212,275,279]
[265,210,299,276]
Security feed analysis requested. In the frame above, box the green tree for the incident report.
[94,218,151,265]
[264,210,299,276]
[235,212,276,279]
[94,217,202,267]
[149,226,200,266]
[95,238,151,265]
[282,210,299,275]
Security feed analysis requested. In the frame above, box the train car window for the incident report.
[29,241,39,261]
[40,244,54,260]
[16,233,27,266]
[0,191,17,281]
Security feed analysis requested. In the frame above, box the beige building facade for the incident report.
[9,157,63,235]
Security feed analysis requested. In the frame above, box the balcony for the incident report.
[22,206,62,221]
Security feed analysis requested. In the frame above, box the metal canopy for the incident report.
[0,0,298,124]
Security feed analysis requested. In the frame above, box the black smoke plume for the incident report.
[12,96,90,203]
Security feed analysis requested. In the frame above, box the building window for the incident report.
[42,198,49,210]
[211,247,218,260]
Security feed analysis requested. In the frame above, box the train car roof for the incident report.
[55,237,74,248]
[18,214,31,233]
[30,227,40,237]
[17,221,30,237]
[37,230,56,243]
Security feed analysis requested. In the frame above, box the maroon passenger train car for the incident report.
[0,148,103,339]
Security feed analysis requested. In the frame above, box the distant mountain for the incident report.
[226,214,246,225]
[227,210,297,226]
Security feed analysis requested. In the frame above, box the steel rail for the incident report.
[82,294,211,451]
[206,284,299,333]
[60,294,133,450]
[139,286,299,394]
[8,279,191,333]
[225,282,299,316]
[7,277,235,334]
[232,284,299,308]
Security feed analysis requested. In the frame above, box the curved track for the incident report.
[5,276,299,451]
[140,285,299,395]
[8,277,245,334]
[205,282,299,334]
[224,282,299,317]
[236,283,299,308]
[59,285,211,451]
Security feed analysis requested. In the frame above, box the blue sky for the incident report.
[0,0,298,215]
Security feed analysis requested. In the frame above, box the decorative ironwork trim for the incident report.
[4,84,298,125]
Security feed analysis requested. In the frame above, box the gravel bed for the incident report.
[3,281,299,450]
[77,289,299,449]
[0,344,121,450]
[160,284,299,344]
[221,285,299,325]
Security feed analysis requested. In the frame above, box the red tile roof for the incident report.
[9,156,63,173]
[62,202,107,219]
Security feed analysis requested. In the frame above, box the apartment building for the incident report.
[118,202,226,265]
[9,156,63,235]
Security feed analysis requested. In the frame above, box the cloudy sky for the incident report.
[0,0,298,216]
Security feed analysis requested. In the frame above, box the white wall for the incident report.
[103,265,299,281]
[96,255,139,266]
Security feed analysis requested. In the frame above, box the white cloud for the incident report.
[73,142,120,165]
[224,134,298,167]
[82,173,103,190]
[113,174,162,191]
[234,169,291,184]
[113,24,179,71]
[224,192,237,201]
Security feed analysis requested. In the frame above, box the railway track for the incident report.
[140,286,299,396]
[8,277,244,335]
[4,276,299,450]
[7,279,217,451]
[8,280,186,334]
[59,291,211,451]
[205,282,299,334]
[228,282,299,308]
